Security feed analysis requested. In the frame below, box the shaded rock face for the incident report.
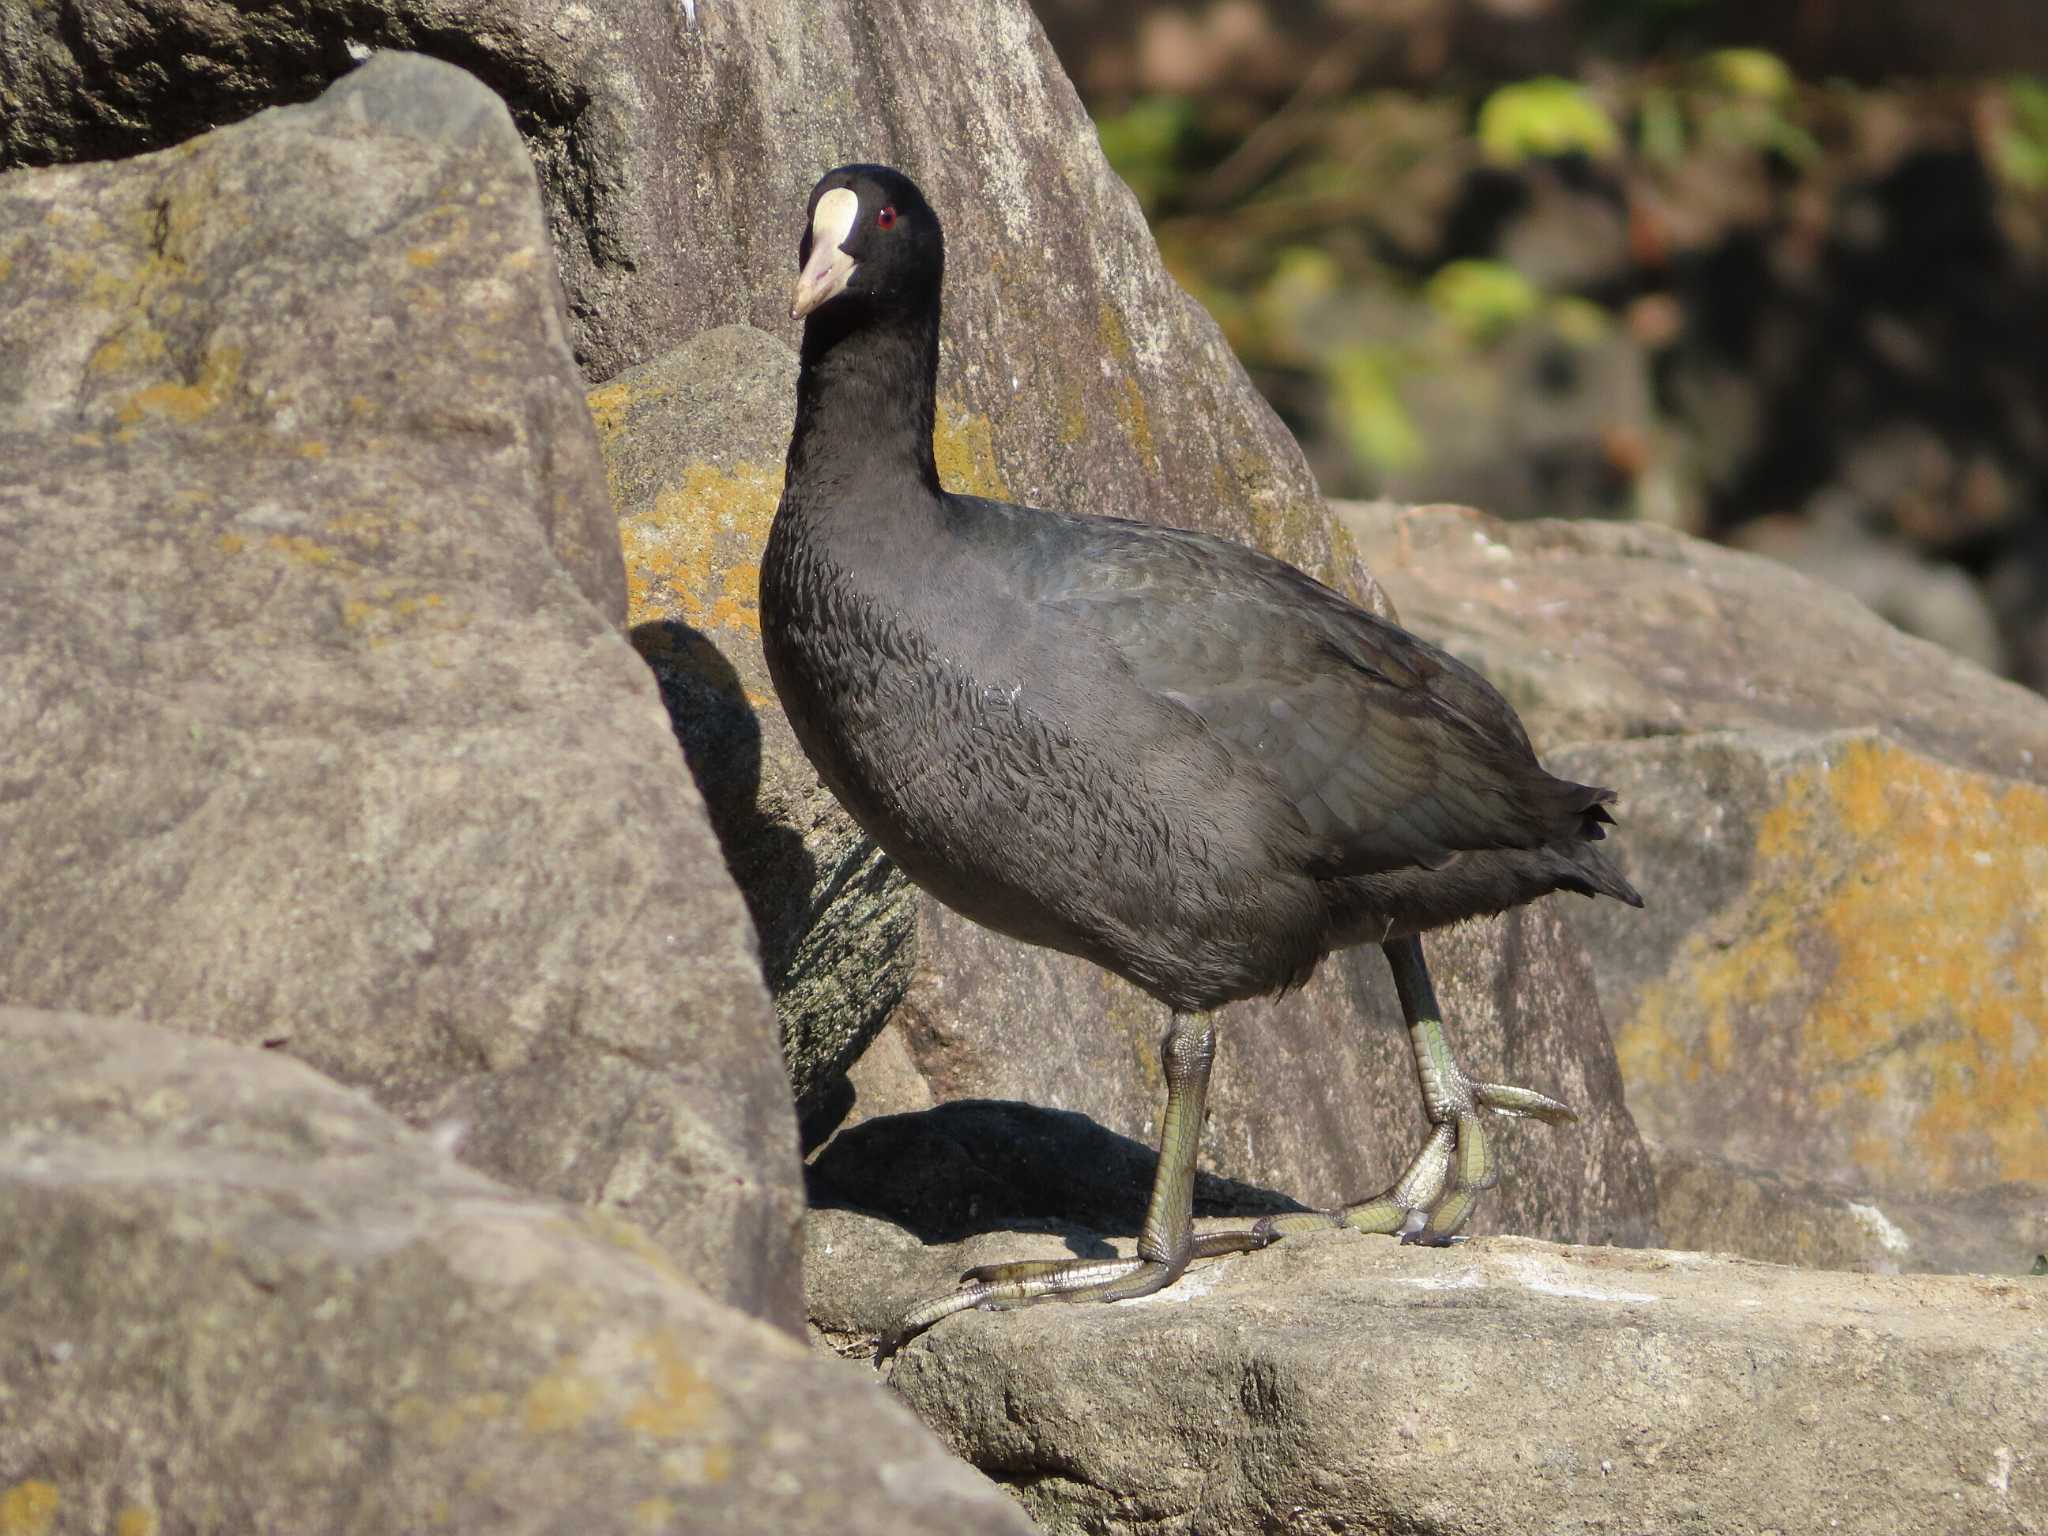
[0,55,803,1328]
[0,0,1370,605]
[819,1207,2048,1536]
[1343,502,2048,1273]
[595,330,1659,1249]
[0,1008,1041,1536]
[594,326,914,1144]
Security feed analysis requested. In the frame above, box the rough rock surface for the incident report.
[0,1007,1041,1536]
[1554,730,2048,1207]
[1342,502,2048,1272]
[1653,1145,2048,1278]
[808,1206,2048,1536]
[0,55,803,1326]
[597,329,1658,1241]
[0,0,1369,606]
[1337,501,2048,780]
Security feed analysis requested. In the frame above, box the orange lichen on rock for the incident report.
[1620,735,2048,1190]
[618,460,782,640]
[933,397,1012,501]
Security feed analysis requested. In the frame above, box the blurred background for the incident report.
[1030,0,2048,693]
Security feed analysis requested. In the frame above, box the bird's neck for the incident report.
[786,304,943,507]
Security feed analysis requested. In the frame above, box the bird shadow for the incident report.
[630,619,855,1133]
[806,1099,1311,1253]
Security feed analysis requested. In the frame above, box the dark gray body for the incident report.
[761,486,1635,1015]
[762,163,1636,1018]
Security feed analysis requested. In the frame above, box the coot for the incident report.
[762,165,1642,1360]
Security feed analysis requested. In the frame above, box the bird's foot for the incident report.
[1253,1020,1576,1247]
[875,1228,1262,1365]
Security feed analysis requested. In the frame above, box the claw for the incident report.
[1251,940,1576,1249]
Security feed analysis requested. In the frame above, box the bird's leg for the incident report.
[1255,936,1575,1247]
[876,1012,1263,1362]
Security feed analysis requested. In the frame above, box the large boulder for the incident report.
[0,54,803,1326]
[0,0,1368,598]
[1342,502,2048,1273]
[0,1007,1041,1536]
[813,1208,2048,1536]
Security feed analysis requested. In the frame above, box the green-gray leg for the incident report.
[876,1012,1262,1363]
[1255,936,1575,1248]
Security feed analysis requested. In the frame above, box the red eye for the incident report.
[877,206,898,230]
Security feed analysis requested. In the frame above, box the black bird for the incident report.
[762,165,1642,1360]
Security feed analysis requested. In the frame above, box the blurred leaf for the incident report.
[1477,78,1621,165]
[1549,295,1611,347]
[1700,101,1820,169]
[1250,246,1345,362]
[2032,1253,2047,1276]
[1324,345,1424,474]
[1638,85,1688,165]
[1425,259,1542,341]
[1096,96,1197,213]
[1703,48,1795,103]
[1994,77,2048,190]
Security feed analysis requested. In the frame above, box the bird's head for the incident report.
[790,164,944,324]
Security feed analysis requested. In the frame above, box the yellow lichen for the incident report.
[621,1331,719,1439]
[932,398,1011,501]
[1618,736,2048,1188]
[115,345,243,427]
[522,1368,601,1434]
[114,1507,155,1536]
[1094,305,1157,467]
[586,376,676,446]
[1056,377,1088,446]
[618,459,783,637]
[0,1482,58,1536]
[1112,375,1156,467]
[263,532,347,569]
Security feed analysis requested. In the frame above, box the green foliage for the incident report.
[1324,344,1424,474]
[1477,78,1621,164]
[2032,1253,2047,1277]
[1702,48,1795,103]
[1691,48,1818,165]
[1638,84,1688,164]
[1249,246,1345,364]
[1548,295,1611,347]
[1096,96,1198,213]
[1994,77,2048,189]
[1425,260,1542,341]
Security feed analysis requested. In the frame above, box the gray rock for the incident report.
[1342,502,2048,1272]
[1337,500,2048,781]
[1552,728,2048,1209]
[0,55,803,1327]
[1734,500,2011,676]
[834,1206,2048,1535]
[0,0,1371,613]
[0,1007,1041,1536]
[1654,1144,2048,1278]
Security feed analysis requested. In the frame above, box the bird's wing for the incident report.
[1035,518,1595,877]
